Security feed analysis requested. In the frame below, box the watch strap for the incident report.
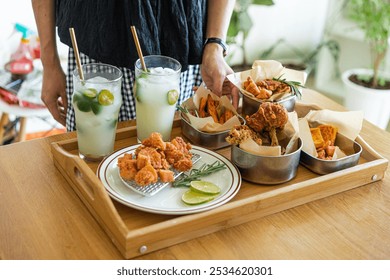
[203,37,228,57]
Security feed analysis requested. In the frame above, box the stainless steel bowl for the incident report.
[231,138,302,184]
[241,94,296,117]
[300,133,362,175]
[180,113,245,150]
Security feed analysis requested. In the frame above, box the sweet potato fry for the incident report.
[198,97,208,118]
[207,94,219,123]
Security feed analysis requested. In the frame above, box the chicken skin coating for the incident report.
[246,102,288,132]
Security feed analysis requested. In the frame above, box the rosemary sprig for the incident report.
[273,75,305,99]
[177,105,189,114]
[173,160,227,188]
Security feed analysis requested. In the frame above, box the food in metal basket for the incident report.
[225,125,263,146]
[243,76,291,99]
[117,132,193,186]
[245,102,288,146]
[310,124,339,160]
[191,93,235,124]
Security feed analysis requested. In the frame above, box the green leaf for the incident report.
[252,0,274,6]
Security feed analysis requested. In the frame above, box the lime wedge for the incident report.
[167,89,179,105]
[98,89,114,105]
[91,101,103,115]
[83,88,98,99]
[76,100,91,112]
[190,181,221,195]
[181,190,217,205]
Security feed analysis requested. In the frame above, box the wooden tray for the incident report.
[51,119,388,259]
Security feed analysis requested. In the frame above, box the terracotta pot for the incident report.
[342,68,390,129]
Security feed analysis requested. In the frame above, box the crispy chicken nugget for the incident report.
[135,164,158,186]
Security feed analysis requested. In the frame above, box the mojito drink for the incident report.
[72,63,122,161]
[135,55,181,141]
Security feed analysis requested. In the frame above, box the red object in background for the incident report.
[5,58,34,75]
[0,88,19,105]
[0,87,45,108]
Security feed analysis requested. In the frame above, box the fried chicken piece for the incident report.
[164,137,193,171]
[117,154,138,181]
[207,94,219,123]
[173,157,193,172]
[141,132,166,150]
[135,164,158,186]
[136,153,151,170]
[136,146,169,170]
[225,125,262,145]
[245,102,288,146]
[158,169,174,183]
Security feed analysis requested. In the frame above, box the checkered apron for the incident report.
[66,49,202,131]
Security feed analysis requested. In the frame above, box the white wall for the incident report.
[233,0,330,64]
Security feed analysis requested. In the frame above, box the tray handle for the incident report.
[51,142,129,239]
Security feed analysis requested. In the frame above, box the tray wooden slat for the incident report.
[51,119,388,259]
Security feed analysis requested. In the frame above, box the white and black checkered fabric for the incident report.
[66,49,202,131]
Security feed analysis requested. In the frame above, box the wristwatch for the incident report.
[203,37,228,57]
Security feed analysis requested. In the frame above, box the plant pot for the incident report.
[342,68,390,129]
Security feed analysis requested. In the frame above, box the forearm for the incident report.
[206,0,235,39]
[31,0,60,67]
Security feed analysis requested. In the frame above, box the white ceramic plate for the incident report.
[97,145,241,215]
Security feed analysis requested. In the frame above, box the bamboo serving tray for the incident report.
[51,119,388,259]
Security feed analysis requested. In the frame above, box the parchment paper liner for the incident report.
[296,102,364,159]
[181,84,241,132]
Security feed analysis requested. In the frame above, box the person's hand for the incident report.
[201,44,239,109]
[41,63,67,127]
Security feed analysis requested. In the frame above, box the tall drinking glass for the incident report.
[134,55,181,142]
[72,63,122,161]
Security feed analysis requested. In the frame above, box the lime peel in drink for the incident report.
[167,89,179,105]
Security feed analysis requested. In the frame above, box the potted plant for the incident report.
[341,0,390,129]
[226,0,274,70]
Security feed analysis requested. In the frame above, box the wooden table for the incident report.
[1,89,389,260]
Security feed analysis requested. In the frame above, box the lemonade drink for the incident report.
[135,55,181,141]
[72,63,122,161]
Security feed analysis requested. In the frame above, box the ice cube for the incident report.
[86,76,110,83]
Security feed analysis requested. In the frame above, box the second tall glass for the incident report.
[134,55,181,142]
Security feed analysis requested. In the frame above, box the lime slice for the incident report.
[72,92,82,103]
[190,181,221,195]
[83,88,98,99]
[91,101,103,115]
[98,89,114,105]
[167,89,179,105]
[181,190,217,205]
[77,100,91,112]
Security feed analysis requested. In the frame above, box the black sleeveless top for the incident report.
[56,0,207,71]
